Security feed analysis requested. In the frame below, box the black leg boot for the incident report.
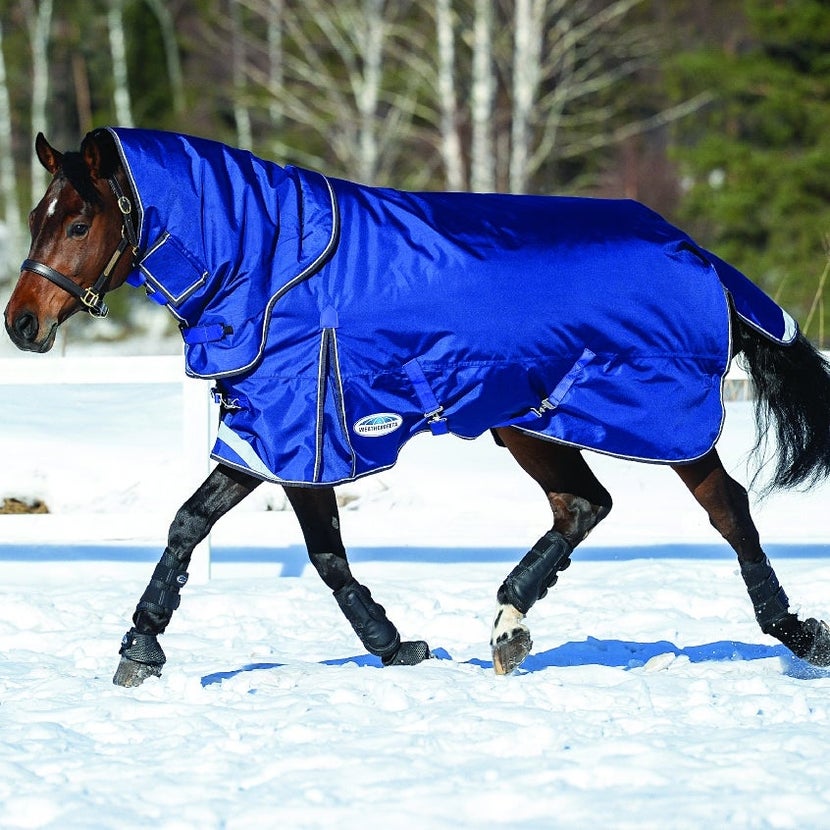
[741,557,830,666]
[491,530,573,675]
[334,580,430,666]
[112,550,189,687]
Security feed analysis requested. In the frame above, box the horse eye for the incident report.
[68,222,89,239]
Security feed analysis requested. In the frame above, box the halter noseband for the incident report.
[20,176,139,319]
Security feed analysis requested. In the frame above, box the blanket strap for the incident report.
[181,323,234,344]
[403,359,449,436]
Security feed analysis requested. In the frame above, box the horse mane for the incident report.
[61,129,121,207]
[60,152,103,207]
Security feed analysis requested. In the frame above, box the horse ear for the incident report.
[81,129,118,181]
[35,133,63,174]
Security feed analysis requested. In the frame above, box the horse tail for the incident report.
[738,318,830,492]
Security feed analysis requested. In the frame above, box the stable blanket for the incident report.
[109,128,797,485]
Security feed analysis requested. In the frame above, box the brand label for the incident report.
[353,412,403,437]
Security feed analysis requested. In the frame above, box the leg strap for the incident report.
[334,580,401,663]
[497,530,573,615]
[740,557,790,633]
[136,550,189,615]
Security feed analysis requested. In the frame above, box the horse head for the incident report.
[4,130,138,352]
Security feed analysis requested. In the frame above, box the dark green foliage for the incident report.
[669,0,830,340]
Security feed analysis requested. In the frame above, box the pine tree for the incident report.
[670,0,830,339]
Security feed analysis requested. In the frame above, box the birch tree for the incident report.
[107,0,133,127]
[144,0,186,116]
[21,0,53,200]
[0,20,22,278]
[435,0,464,190]
[229,0,252,148]
[469,0,495,192]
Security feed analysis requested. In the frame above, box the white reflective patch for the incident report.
[45,197,58,217]
[783,310,798,343]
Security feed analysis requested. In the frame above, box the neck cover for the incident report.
[109,127,797,485]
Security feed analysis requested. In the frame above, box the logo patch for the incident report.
[353,412,403,437]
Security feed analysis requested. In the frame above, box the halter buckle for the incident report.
[81,287,108,318]
[117,195,132,215]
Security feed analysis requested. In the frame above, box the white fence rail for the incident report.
[0,354,215,580]
[0,353,759,580]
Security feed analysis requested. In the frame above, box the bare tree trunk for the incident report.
[22,0,53,201]
[469,0,494,192]
[145,0,186,115]
[266,0,284,134]
[0,20,22,278]
[229,0,252,148]
[354,0,384,182]
[435,0,464,190]
[107,0,133,127]
[509,0,545,193]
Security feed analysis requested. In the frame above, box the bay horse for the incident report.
[5,128,830,688]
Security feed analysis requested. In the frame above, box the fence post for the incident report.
[180,374,216,583]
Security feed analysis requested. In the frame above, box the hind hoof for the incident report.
[492,627,533,675]
[804,618,830,667]
[113,655,163,687]
[491,603,533,674]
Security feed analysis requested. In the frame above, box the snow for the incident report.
[1,353,830,829]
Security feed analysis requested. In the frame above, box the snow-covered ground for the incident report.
[1,352,830,829]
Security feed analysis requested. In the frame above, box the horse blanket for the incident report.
[108,128,797,486]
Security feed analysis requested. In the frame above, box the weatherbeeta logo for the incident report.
[353,412,403,437]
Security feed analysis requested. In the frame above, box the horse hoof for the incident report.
[492,627,533,675]
[491,603,533,675]
[804,618,830,667]
[112,655,163,687]
[383,640,431,666]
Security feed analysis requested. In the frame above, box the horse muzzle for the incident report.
[4,307,58,353]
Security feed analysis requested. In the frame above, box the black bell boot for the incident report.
[112,628,166,687]
[334,580,430,666]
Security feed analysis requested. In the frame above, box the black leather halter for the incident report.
[20,176,139,318]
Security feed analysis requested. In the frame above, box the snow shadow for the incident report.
[200,640,830,688]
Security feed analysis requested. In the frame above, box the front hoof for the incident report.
[113,655,163,687]
[113,627,166,687]
[804,618,830,667]
[491,604,532,675]
[383,640,431,666]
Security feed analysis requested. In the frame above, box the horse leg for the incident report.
[673,449,830,666]
[284,486,430,666]
[113,464,262,687]
[490,429,613,674]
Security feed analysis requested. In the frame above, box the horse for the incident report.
[5,128,830,689]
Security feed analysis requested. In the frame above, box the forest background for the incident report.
[0,0,828,346]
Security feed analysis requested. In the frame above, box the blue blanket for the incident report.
[110,128,797,485]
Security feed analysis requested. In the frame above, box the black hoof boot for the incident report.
[334,580,430,666]
[803,618,830,667]
[113,628,166,687]
[383,639,431,666]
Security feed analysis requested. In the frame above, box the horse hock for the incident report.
[491,529,573,675]
[740,557,830,667]
[112,550,188,687]
[334,580,430,666]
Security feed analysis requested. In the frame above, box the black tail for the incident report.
[738,320,830,492]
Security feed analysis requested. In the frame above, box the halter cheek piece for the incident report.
[20,176,139,319]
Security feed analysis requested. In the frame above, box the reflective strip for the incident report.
[215,421,276,480]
